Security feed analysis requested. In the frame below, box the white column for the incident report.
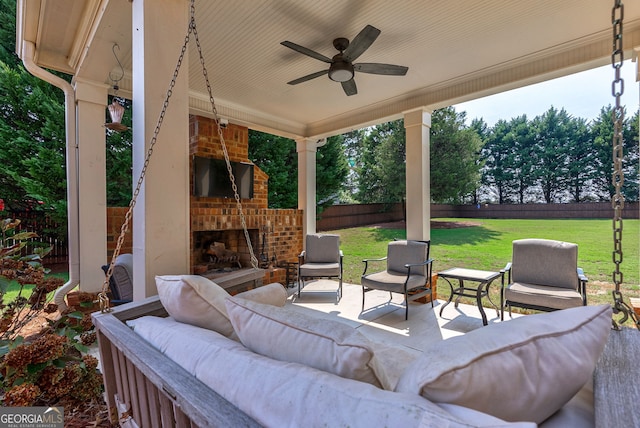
[296,138,319,238]
[404,108,432,241]
[74,80,109,293]
[131,0,190,299]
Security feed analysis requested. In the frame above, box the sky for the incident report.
[453,60,639,127]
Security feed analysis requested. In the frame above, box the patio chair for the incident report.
[101,253,134,305]
[297,234,343,301]
[361,240,434,320]
[501,238,588,320]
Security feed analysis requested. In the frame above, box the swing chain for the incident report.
[609,0,638,330]
[100,0,258,312]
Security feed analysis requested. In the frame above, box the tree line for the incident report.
[477,106,638,204]
[253,104,637,208]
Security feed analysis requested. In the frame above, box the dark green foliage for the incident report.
[316,135,349,213]
[590,106,639,202]
[356,120,407,204]
[105,97,133,206]
[248,131,349,213]
[248,130,298,209]
[479,105,638,204]
[0,60,68,233]
[481,118,519,203]
[531,107,573,203]
[0,0,19,68]
[0,0,70,238]
[430,107,483,204]
[565,116,594,202]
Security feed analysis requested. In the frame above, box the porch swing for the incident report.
[99,0,260,311]
[93,0,639,426]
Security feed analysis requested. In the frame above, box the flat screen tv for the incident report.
[193,156,254,199]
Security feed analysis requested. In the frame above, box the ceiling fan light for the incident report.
[329,62,354,82]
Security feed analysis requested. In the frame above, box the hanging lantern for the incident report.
[104,43,129,132]
[105,98,128,131]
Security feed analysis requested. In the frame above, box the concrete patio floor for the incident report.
[286,279,520,356]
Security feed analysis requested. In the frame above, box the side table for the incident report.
[438,267,502,326]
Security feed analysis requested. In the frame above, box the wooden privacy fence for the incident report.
[4,202,638,264]
[317,202,640,231]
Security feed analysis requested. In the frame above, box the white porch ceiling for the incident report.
[17,0,640,139]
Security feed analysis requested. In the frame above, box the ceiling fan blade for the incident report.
[341,79,357,96]
[281,41,332,63]
[287,70,329,85]
[354,63,408,76]
[343,25,381,62]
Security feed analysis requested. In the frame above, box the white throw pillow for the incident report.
[395,304,612,424]
[156,275,288,337]
[225,296,387,388]
[156,275,234,336]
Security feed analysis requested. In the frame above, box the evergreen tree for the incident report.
[565,116,595,202]
[531,107,572,203]
[590,106,639,202]
[339,129,366,203]
[316,134,349,212]
[481,119,518,204]
[248,130,297,209]
[0,0,68,237]
[430,107,483,204]
[510,115,538,204]
[356,120,406,204]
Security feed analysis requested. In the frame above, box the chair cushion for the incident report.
[112,253,134,301]
[225,296,389,388]
[512,239,578,289]
[387,240,429,276]
[156,276,287,337]
[299,262,341,277]
[505,282,584,310]
[305,234,340,263]
[361,270,426,293]
[395,304,612,424]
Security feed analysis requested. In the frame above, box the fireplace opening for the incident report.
[194,229,259,273]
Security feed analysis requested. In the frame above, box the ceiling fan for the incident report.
[281,25,408,96]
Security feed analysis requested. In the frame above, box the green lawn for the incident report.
[329,218,640,310]
[1,272,69,304]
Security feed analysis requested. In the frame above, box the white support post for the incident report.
[74,80,109,293]
[296,138,320,238]
[404,108,432,241]
[131,0,190,299]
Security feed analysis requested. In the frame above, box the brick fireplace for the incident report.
[189,115,303,289]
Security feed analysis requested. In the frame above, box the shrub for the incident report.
[0,217,103,406]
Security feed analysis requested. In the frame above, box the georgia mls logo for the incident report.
[0,406,63,428]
